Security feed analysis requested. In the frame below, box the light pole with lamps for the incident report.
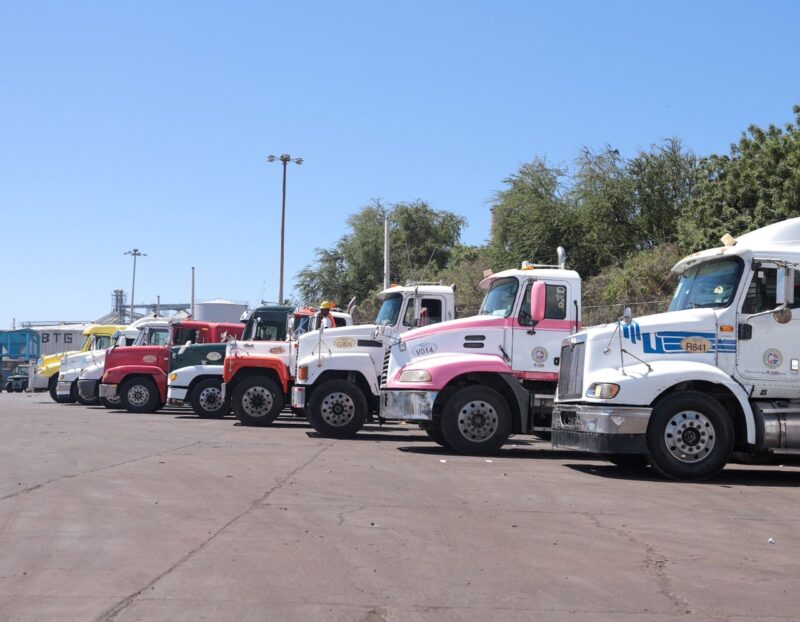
[124,248,146,323]
[267,153,302,303]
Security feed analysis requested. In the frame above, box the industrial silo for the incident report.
[193,299,248,323]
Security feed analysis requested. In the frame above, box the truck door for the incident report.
[401,296,447,330]
[736,264,800,395]
[511,280,572,376]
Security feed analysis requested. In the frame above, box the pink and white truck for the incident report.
[380,249,582,454]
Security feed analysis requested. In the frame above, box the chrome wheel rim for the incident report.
[127,384,150,407]
[198,386,222,412]
[107,394,121,405]
[664,410,715,463]
[320,392,355,426]
[242,386,274,418]
[457,400,498,441]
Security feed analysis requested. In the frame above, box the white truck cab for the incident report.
[291,283,456,436]
[552,218,800,480]
[380,253,581,454]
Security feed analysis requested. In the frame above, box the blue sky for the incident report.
[1,0,798,327]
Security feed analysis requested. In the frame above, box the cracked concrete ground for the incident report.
[0,392,798,621]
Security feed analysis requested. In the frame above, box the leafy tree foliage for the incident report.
[296,200,465,319]
[680,106,800,251]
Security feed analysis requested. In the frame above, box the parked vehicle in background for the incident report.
[4,365,30,392]
[380,251,582,454]
[34,324,126,403]
[552,219,800,480]
[74,318,172,407]
[291,283,456,436]
[222,305,353,425]
[99,321,244,413]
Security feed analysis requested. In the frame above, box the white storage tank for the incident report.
[194,299,248,323]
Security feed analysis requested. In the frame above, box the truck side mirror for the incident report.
[530,281,547,323]
[776,267,795,307]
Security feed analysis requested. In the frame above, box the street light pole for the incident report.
[267,153,302,304]
[124,248,147,323]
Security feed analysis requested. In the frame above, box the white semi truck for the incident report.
[291,283,456,436]
[379,254,582,453]
[552,218,800,480]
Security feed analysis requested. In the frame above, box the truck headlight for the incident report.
[399,369,432,383]
[298,366,308,381]
[586,383,620,399]
[169,373,177,381]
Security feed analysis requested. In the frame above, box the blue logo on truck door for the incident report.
[623,323,735,354]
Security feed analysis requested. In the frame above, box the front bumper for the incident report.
[77,379,98,401]
[56,380,74,397]
[33,374,49,390]
[167,386,188,405]
[551,403,652,454]
[98,383,118,399]
[380,390,438,421]
[291,385,306,409]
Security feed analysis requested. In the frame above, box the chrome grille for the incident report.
[557,341,585,400]
[380,348,391,388]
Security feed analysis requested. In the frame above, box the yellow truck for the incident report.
[33,324,125,402]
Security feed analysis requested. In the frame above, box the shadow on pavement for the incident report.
[565,462,800,486]
[396,444,598,462]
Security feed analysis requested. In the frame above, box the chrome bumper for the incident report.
[551,403,652,454]
[56,381,73,397]
[167,387,188,405]
[220,383,227,403]
[291,385,306,409]
[98,383,118,399]
[380,390,438,421]
[33,375,49,390]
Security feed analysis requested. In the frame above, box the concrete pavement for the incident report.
[0,392,798,621]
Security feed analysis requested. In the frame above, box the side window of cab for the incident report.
[519,283,568,326]
[742,268,800,313]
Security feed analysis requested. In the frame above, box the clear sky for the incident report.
[1,0,798,327]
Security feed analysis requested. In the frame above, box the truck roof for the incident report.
[479,267,581,290]
[673,217,800,274]
[378,284,454,299]
[83,324,126,336]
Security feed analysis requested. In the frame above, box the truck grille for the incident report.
[380,349,391,388]
[557,341,585,400]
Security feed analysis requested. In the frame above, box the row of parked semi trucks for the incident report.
[35,218,800,481]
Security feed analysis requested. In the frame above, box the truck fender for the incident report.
[170,364,222,389]
[612,360,757,444]
[385,352,513,391]
[299,351,382,396]
[225,356,290,394]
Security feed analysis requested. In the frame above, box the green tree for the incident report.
[295,200,465,318]
[680,105,800,251]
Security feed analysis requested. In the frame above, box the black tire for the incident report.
[48,375,60,402]
[232,376,284,426]
[646,391,734,481]
[5,383,11,393]
[190,377,228,419]
[602,453,650,468]
[420,421,450,448]
[119,376,162,413]
[306,379,368,438]
[99,395,121,409]
[440,386,512,455]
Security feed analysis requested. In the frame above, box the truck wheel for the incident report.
[191,378,227,419]
[420,421,450,449]
[441,386,511,455]
[5,382,11,393]
[602,454,649,469]
[646,391,734,481]
[232,376,283,426]
[306,380,368,438]
[48,376,60,402]
[99,395,121,409]
[120,377,162,413]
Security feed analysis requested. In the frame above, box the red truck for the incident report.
[98,320,245,413]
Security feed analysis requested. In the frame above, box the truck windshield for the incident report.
[669,258,742,311]
[376,294,403,326]
[479,277,519,318]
